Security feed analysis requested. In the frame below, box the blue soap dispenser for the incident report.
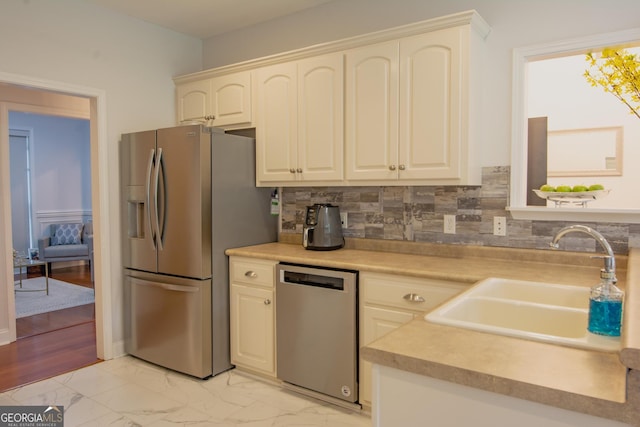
[588,268,624,337]
[550,225,624,337]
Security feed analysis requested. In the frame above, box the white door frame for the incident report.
[0,71,113,360]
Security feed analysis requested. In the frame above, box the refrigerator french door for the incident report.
[121,127,212,279]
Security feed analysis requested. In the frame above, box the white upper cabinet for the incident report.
[346,25,479,184]
[297,54,344,182]
[256,53,344,185]
[210,71,252,127]
[256,62,298,183]
[399,28,462,181]
[345,40,400,181]
[175,70,252,129]
[176,79,211,124]
[173,10,490,186]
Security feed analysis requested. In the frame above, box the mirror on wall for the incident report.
[510,29,640,223]
[545,126,623,178]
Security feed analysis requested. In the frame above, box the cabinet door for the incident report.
[176,79,211,123]
[360,305,415,406]
[297,53,344,182]
[345,41,399,181]
[230,283,275,375]
[399,27,463,180]
[211,71,252,127]
[256,62,298,183]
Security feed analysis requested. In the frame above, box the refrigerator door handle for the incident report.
[146,148,157,249]
[154,147,164,251]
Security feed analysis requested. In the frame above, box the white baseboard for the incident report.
[112,340,127,359]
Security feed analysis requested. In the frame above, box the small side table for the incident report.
[14,258,49,295]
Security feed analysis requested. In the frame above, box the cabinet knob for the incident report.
[289,168,296,173]
[264,298,271,305]
[296,168,303,173]
[388,165,396,171]
[398,164,406,170]
[403,293,425,303]
[244,271,258,278]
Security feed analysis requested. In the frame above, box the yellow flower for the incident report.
[585,47,640,119]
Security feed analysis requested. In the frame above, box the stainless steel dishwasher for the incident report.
[276,263,359,408]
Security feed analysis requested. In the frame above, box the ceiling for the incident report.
[85,0,336,39]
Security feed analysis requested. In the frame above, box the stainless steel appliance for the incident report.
[276,263,359,408]
[121,124,277,379]
[302,203,344,250]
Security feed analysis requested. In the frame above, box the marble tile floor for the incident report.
[0,356,371,426]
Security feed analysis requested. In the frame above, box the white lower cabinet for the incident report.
[229,256,278,377]
[228,259,466,400]
[372,365,630,427]
[359,272,465,407]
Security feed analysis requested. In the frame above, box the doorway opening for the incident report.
[9,112,94,340]
[0,77,111,391]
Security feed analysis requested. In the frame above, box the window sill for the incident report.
[507,206,640,224]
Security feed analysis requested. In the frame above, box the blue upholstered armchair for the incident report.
[38,222,94,282]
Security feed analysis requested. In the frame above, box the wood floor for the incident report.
[0,265,100,392]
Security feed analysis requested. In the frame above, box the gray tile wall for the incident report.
[280,166,640,255]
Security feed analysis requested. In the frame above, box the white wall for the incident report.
[202,0,640,169]
[0,0,202,351]
[10,112,92,224]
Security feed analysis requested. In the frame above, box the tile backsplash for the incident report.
[280,166,640,255]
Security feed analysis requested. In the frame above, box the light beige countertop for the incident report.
[226,239,627,287]
[225,239,639,425]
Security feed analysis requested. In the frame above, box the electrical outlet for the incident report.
[444,215,456,234]
[494,216,506,236]
[340,212,348,228]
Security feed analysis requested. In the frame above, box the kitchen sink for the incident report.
[425,277,621,352]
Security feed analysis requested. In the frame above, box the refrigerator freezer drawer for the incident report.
[125,271,212,378]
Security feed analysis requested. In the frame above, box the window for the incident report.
[509,28,640,223]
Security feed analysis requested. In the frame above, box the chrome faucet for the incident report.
[550,224,616,283]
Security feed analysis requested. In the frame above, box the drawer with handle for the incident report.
[230,257,278,288]
[361,271,466,313]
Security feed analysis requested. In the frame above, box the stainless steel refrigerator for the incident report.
[120,124,277,378]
